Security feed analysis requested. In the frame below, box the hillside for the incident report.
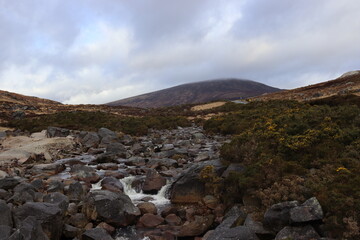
[252,70,360,101]
[107,79,280,108]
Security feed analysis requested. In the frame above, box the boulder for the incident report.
[83,190,140,227]
[96,222,116,234]
[101,177,124,193]
[263,200,299,232]
[62,224,81,239]
[0,225,12,240]
[0,177,21,190]
[275,225,320,240]
[47,180,64,193]
[8,182,36,205]
[8,216,49,240]
[142,169,166,194]
[98,128,119,147]
[68,213,89,228]
[81,132,100,149]
[0,200,12,227]
[221,164,244,178]
[31,163,66,175]
[82,228,114,240]
[137,202,157,215]
[202,195,219,210]
[147,158,178,168]
[43,192,69,214]
[290,197,323,223]
[244,215,272,235]
[0,170,9,179]
[70,164,101,183]
[177,215,215,237]
[207,226,259,240]
[13,202,63,240]
[165,214,182,226]
[46,127,70,138]
[67,181,85,201]
[106,142,127,158]
[138,213,164,228]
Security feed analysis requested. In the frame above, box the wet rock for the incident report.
[9,216,49,240]
[63,224,81,239]
[177,215,214,237]
[137,202,157,215]
[70,164,100,183]
[290,197,323,223]
[0,199,12,227]
[0,177,21,190]
[263,200,299,232]
[43,192,69,214]
[82,228,114,240]
[142,169,166,194]
[13,202,63,240]
[275,225,320,240]
[97,163,118,170]
[83,190,140,227]
[47,127,70,138]
[138,213,164,228]
[165,214,182,226]
[101,177,124,193]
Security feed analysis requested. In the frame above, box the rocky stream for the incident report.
[0,125,330,240]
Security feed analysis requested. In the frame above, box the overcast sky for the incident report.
[0,0,359,104]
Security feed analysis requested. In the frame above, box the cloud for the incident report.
[0,0,359,103]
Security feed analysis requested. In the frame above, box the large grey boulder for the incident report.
[80,132,100,149]
[13,202,63,240]
[263,200,299,232]
[43,192,69,214]
[275,225,320,240]
[178,215,215,237]
[142,169,166,194]
[83,190,140,227]
[46,127,70,138]
[0,225,12,240]
[290,197,323,223]
[8,182,36,205]
[0,177,21,190]
[70,164,100,183]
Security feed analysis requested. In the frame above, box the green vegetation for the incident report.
[204,97,360,239]
[7,111,190,135]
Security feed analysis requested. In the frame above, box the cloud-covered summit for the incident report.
[0,0,359,104]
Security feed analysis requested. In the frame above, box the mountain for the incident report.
[107,79,281,108]
[252,70,360,102]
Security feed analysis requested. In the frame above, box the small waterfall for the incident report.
[120,176,171,206]
[91,179,103,191]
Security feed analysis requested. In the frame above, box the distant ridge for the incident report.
[252,70,360,102]
[107,78,281,108]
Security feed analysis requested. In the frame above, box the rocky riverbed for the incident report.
[0,125,331,240]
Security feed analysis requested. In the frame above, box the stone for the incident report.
[290,197,323,223]
[46,127,70,138]
[101,177,123,193]
[8,216,49,240]
[43,192,69,214]
[31,163,66,175]
[165,214,182,226]
[0,170,9,179]
[0,177,21,190]
[275,225,320,240]
[68,213,89,228]
[81,132,100,149]
[83,190,140,227]
[142,169,166,194]
[177,215,215,237]
[147,158,178,168]
[138,213,164,228]
[96,222,116,234]
[202,195,219,210]
[82,228,114,240]
[263,200,299,232]
[8,182,36,205]
[106,142,127,157]
[67,181,84,201]
[0,189,11,200]
[207,226,259,240]
[244,215,272,235]
[13,202,63,240]
[47,180,64,193]
[63,224,81,239]
[137,202,157,215]
[0,225,12,240]
[221,164,244,178]
[162,144,174,151]
[194,152,210,162]
[0,199,12,227]
[70,164,101,183]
